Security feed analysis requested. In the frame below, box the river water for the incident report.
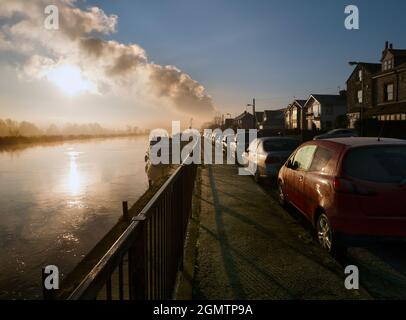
[0,136,150,299]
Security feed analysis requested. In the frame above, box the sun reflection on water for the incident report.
[66,150,83,196]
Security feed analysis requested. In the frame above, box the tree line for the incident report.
[0,119,146,137]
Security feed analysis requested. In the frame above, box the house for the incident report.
[347,42,406,127]
[304,93,347,131]
[224,118,234,129]
[255,111,264,125]
[284,99,306,130]
[259,109,285,130]
[233,111,255,129]
[346,63,380,128]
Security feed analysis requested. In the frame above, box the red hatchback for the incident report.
[277,137,406,253]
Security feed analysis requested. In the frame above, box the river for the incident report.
[0,136,150,299]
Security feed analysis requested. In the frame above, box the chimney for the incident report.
[385,41,389,50]
[339,90,347,99]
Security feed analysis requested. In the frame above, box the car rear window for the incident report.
[263,139,300,152]
[343,145,406,183]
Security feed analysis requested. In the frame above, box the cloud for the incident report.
[0,0,215,118]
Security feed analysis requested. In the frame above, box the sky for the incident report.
[1,0,406,130]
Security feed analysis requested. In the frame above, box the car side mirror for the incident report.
[287,159,298,170]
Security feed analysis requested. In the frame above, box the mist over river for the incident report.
[0,136,150,299]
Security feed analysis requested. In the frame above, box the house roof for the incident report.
[305,94,346,107]
[346,63,381,83]
[294,100,307,107]
[381,49,406,61]
[234,111,254,121]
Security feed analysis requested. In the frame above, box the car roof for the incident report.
[328,128,353,133]
[258,137,299,141]
[312,137,406,147]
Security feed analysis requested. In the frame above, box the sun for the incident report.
[46,64,95,96]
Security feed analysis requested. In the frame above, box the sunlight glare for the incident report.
[46,64,95,96]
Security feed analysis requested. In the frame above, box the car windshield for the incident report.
[263,139,300,152]
[343,145,406,183]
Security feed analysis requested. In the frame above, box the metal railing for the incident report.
[67,160,197,300]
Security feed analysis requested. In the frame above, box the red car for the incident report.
[277,137,406,253]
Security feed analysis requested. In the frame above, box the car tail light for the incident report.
[265,155,280,164]
[333,177,375,195]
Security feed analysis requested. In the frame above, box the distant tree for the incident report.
[19,121,42,136]
[46,124,60,135]
[0,119,9,137]
[5,119,20,136]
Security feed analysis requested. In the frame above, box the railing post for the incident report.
[130,220,147,300]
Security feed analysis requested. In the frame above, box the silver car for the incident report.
[243,137,300,183]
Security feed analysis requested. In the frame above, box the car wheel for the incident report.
[316,213,346,256]
[278,181,286,207]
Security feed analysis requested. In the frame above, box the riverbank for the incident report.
[0,134,147,149]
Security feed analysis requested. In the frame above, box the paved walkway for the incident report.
[193,164,370,300]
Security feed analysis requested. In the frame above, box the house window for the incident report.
[358,70,363,81]
[385,83,394,101]
[390,114,396,121]
[383,59,394,71]
[388,59,393,70]
[357,90,363,103]
[402,114,406,121]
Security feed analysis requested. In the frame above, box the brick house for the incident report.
[347,42,406,127]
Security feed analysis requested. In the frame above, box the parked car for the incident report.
[230,131,251,163]
[313,129,358,140]
[243,137,300,182]
[277,137,406,254]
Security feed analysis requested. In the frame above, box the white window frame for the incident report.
[386,83,394,101]
[357,90,363,103]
